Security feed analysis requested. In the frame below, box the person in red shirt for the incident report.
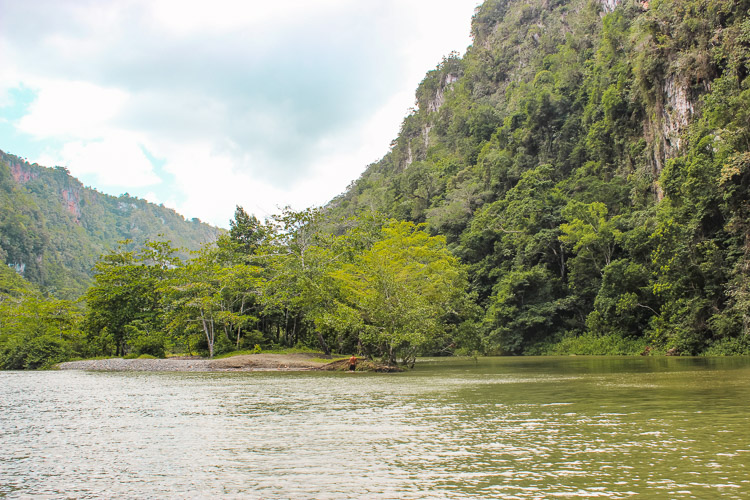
[348,355,358,371]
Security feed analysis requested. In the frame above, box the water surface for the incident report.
[1,356,749,498]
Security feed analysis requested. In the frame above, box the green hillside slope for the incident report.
[328,0,750,354]
[0,150,222,298]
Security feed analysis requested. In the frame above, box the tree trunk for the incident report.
[403,347,417,369]
[201,311,215,358]
[388,343,396,366]
[292,314,298,346]
[284,307,289,345]
[236,298,246,349]
[315,331,331,355]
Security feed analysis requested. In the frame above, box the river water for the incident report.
[1,356,749,499]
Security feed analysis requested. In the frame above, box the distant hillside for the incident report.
[0,150,223,298]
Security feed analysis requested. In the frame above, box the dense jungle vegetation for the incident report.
[2,0,750,369]
[1,208,469,368]
[331,0,750,356]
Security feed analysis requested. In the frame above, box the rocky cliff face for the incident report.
[654,76,695,175]
[11,161,84,223]
[428,73,460,113]
[326,0,750,355]
[332,0,732,224]
[598,0,621,14]
[61,188,82,222]
[10,160,39,183]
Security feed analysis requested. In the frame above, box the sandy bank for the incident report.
[57,353,334,372]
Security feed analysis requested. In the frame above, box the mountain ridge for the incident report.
[0,150,223,298]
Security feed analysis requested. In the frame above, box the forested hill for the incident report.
[0,150,222,298]
[328,0,750,355]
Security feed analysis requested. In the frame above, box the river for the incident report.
[1,356,749,498]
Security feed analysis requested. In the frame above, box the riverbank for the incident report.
[56,353,400,372]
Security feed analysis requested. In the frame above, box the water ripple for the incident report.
[2,358,750,498]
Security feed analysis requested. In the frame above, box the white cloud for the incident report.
[1,0,480,228]
[145,0,352,36]
[39,135,160,188]
[12,78,159,189]
[157,144,282,226]
[17,80,128,139]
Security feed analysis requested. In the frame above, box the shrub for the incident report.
[702,336,750,356]
[545,332,648,355]
[237,330,264,350]
[0,335,72,370]
[129,333,167,358]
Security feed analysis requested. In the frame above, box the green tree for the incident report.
[585,259,656,339]
[484,265,564,354]
[162,245,263,357]
[229,205,268,254]
[163,249,224,358]
[259,207,339,350]
[83,240,178,356]
[332,221,467,366]
[0,266,82,369]
[560,201,622,275]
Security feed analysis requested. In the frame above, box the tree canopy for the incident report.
[4,0,750,368]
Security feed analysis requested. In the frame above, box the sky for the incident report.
[0,0,479,228]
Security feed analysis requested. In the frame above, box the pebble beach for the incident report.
[57,354,333,372]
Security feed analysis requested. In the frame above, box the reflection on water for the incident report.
[1,357,749,499]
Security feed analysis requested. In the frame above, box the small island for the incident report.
[56,353,398,372]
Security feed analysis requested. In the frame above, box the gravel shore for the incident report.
[57,354,332,372]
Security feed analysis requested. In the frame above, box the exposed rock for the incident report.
[10,159,82,222]
[9,262,26,275]
[598,0,621,14]
[644,75,696,200]
[428,73,459,113]
[661,76,694,159]
[118,201,139,212]
[61,188,82,222]
[404,143,414,168]
[423,124,432,150]
[10,161,38,183]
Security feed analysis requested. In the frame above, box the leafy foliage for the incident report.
[0,266,83,369]
[332,221,468,365]
[5,0,750,368]
[327,0,750,355]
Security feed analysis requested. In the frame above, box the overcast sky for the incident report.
[0,0,479,227]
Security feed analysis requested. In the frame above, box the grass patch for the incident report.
[213,349,259,360]
[261,346,320,354]
[213,348,349,361]
[543,332,648,355]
